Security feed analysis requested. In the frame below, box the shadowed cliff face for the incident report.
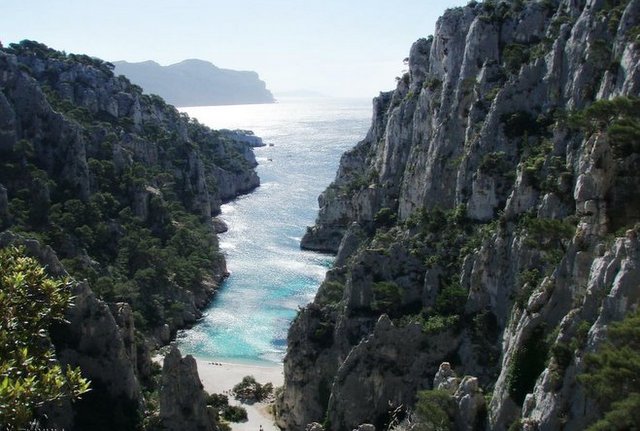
[0,232,142,431]
[0,41,261,429]
[159,347,219,431]
[279,1,640,430]
[0,41,261,341]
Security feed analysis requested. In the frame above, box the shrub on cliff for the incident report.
[579,312,640,430]
[570,96,640,158]
[413,389,455,430]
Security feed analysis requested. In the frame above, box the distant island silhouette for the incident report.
[113,59,275,106]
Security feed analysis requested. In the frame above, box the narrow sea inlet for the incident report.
[176,98,372,364]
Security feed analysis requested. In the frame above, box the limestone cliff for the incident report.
[158,347,219,431]
[0,40,260,341]
[280,1,640,430]
[0,41,261,429]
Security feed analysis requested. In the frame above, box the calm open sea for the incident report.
[175,97,372,364]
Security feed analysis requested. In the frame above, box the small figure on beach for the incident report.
[259,426,263,431]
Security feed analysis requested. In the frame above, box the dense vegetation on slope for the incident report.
[0,40,261,428]
[278,0,640,429]
[579,312,640,431]
[0,40,259,337]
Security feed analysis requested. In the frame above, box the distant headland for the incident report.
[113,59,275,107]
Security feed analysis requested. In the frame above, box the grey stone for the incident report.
[212,216,229,234]
[159,347,218,431]
[433,362,460,394]
[277,0,640,430]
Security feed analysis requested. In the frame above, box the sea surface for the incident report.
[176,97,373,365]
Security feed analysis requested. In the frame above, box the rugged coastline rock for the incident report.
[0,41,262,429]
[159,347,218,431]
[113,59,275,107]
[221,129,266,147]
[0,40,261,342]
[280,1,640,430]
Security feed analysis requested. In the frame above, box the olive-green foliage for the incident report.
[515,269,542,309]
[579,312,640,430]
[507,419,523,431]
[597,0,631,34]
[232,375,273,402]
[311,321,334,345]
[521,214,576,241]
[506,326,549,406]
[434,280,467,316]
[518,213,576,265]
[478,0,556,25]
[342,169,378,193]
[222,405,248,422]
[140,362,163,429]
[479,151,511,176]
[422,314,460,335]
[403,206,483,332]
[484,86,501,103]
[570,96,640,158]
[628,25,640,43]
[372,281,403,315]
[548,340,572,390]
[316,280,345,307]
[374,207,397,229]
[520,139,551,186]
[0,246,91,429]
[205,392,248,423]
[503,43,530,74]
[587,394,640,431]
[413,389,455,431]
[407,205,472,271]
[206,392,229,409]
[424,77,443,91]
[501,111,542,139]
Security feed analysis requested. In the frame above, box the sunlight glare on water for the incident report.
[175,97,372,364]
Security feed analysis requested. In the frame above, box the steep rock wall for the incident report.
[0,42,261,340]
[281,1,640,430]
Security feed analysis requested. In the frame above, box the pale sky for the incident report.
[2,1,468,98]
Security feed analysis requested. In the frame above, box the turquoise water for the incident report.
[176,98,372,365]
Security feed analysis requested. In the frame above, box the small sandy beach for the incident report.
[195,358,284,431]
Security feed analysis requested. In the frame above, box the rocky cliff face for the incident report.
[159,347,219,431]
[280,1,640,430]
[0,41,261,429]
[0,40,260,340]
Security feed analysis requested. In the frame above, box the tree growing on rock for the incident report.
[0,246,90,429]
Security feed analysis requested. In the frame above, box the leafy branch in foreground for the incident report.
[0,246,90,429]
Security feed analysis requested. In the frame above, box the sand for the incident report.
[195,358,284,431]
